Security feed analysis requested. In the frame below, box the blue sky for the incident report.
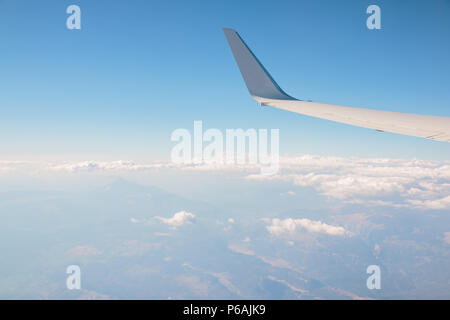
[0,0,449,160]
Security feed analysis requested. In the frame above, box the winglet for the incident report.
[223,28,295,101]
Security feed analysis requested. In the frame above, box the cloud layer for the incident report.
[267,218,349,237]
[247,155,450,210]
[2,155,450,210]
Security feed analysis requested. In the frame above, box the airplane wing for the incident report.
[223,28,450,142]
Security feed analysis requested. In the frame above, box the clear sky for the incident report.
[1,0,449,161]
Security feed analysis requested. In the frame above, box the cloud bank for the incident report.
[2,155,450,210]
[267,218,349,237]
[247,155,450,210]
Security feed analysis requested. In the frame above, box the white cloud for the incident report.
[280,191,296,196]
[156,211,195,228]
[130,217,139,223]
[228,243,255,256]
[267,218,348,237]
[247,155,450,210]
[4,155,450,210]
[406,195,450,210]
[52,160,173,173]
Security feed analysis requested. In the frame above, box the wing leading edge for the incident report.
[223,28,450,142]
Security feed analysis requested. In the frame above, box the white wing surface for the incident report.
[223,28,450,142]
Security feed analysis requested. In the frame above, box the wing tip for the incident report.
[222,27,236,32]
[222,27,294,101]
